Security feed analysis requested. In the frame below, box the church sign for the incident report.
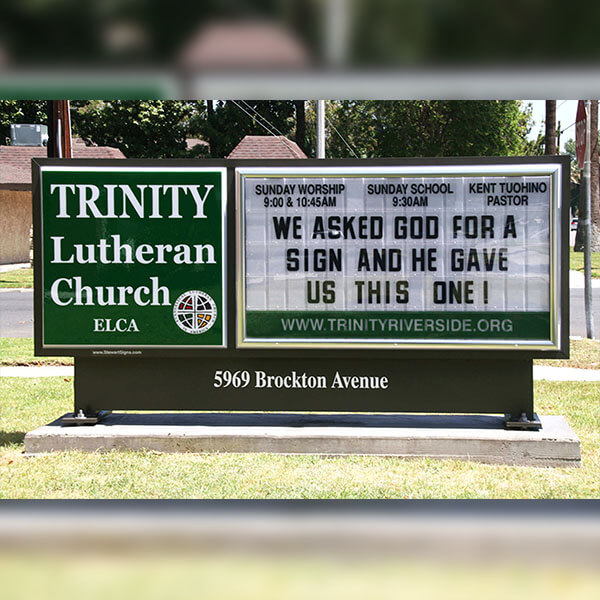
[33,157,569,425]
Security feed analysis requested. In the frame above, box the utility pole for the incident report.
[545,100,557,155]
[325,0,349,67]
[583,100,595,339]
[317,0,351,160]
[46,100,72,158]
[316,99,325,158]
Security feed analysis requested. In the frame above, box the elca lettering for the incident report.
[93,318,139,332]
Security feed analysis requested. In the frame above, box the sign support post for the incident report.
[583,101,595,339]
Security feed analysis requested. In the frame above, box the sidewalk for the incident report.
[0,263,29,273]
[0,366,73,377]
[532,365,600,381]
[569,269,600,288]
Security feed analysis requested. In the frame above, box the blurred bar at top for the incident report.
[1,0,600,99]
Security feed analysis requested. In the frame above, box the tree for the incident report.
[564,138,576,163]
[71,101,203,158]
[0,100,48,142]
[323,101,533,159]
[198,101,296,158]
[564,138,582,215]
[295,100,306,154]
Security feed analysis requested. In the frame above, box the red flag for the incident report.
[575,100,586,169]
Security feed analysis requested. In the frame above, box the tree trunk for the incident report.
[545,100,557,155]
[295,100,306,154]
[46,100,57,158]
[206,100,215,157]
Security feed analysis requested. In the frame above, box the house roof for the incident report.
[0,144,126,189]
[186,138,209,150]
[227,135,307,159]
[178,22,310,69]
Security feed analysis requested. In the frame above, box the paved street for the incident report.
[570,288,600,339]
[1,284,598,340]
[0,289,33,337]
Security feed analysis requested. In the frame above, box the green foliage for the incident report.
[324,100,534,159]
[564,138,576,163]
[0,100,47,142]
[199,101,296,158]
[5,99,536,160]
[70,100,298,159]
[71,101,204,158]
[523,133,545,156]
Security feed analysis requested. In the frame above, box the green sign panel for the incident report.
[38,165,226,350]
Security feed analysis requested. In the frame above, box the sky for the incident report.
[524,100,578,152]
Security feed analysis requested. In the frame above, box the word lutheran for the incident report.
[49,183,214,219]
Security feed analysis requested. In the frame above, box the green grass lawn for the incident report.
[0,267,32,288]
[570,249,600,278]
[0,554,598,600]
[534,337,599,370]
[2,337,596,369]
[0,337,73,366]
[0,376,597,498]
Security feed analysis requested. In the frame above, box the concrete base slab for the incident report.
[25,413,581,467]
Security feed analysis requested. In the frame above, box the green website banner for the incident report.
[245,311,551,341]
[40,166,226,348]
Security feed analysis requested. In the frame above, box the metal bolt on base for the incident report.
[61,410,112,426]
[504,412,542,431]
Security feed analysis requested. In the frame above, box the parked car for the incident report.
[571,217,579,231]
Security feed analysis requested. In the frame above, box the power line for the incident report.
[325,114,359,158]
[237,100,303,156]
[239,100,286,137]
[240,100,306,156]
[560,121,576,134]
[233,100,357,158]
[230,100,278,136]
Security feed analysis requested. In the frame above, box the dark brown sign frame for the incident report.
[32,156,571,427]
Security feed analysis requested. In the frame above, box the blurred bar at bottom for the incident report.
[0,503,598,566]
[1,504,599,600]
